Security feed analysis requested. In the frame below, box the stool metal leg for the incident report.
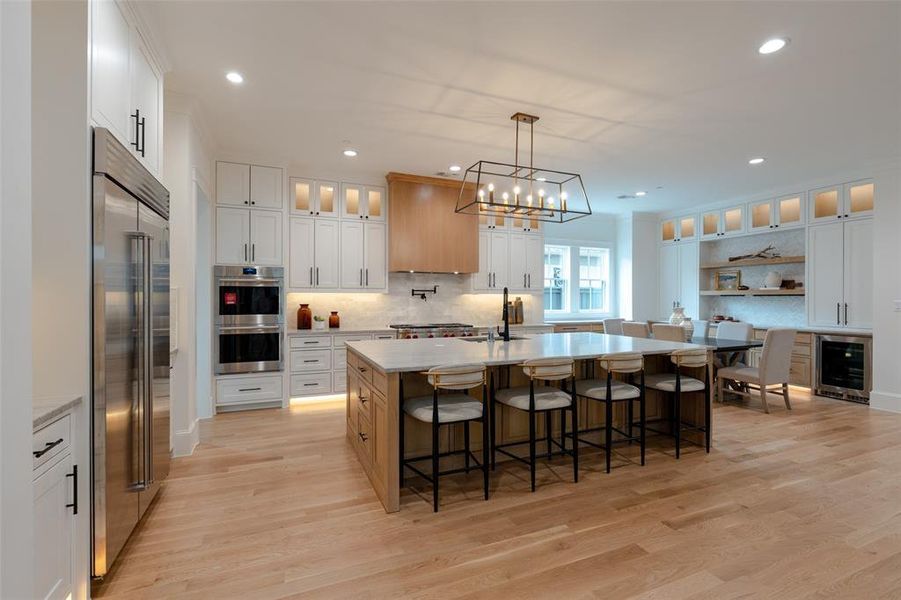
[399,374,405,487]
[482,387,489,501]
[464,421,470,473]
[605,372,613,474]
[674,370,682,460]
[640,370,646,466]
[571,376,579,483]
[529,380,536,492]
[545,411,552,460]
[431,389,440,512]
[560,407,567,453]
[705,365,712,453]
[489,371,497,471]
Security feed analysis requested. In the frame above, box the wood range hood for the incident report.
[386,172,478,274]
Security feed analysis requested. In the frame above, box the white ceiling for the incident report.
[143,1,901,214]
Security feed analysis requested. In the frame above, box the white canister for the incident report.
[763,271,782,289]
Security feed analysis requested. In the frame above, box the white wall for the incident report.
[164,95,213,455]
[1,1,34,596]
[615,212,658,322]
[870,162,901,412]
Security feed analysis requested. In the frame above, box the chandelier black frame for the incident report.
[455,112,592,224]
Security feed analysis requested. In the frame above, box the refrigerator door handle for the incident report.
[128,231,149,491]
[144,235,154,485]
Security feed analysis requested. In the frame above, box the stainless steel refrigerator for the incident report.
[91,127,170,580]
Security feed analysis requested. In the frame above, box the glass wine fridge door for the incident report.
[816,335,871,403]
[215,326,283,374]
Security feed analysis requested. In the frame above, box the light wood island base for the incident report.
[346,347,712,513]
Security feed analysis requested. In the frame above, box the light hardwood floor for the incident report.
[95,391,901,599]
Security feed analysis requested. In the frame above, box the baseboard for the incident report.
[172,419,200,457]
[869,390,901,413]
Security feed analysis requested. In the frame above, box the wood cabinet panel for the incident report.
[386,173,478,273]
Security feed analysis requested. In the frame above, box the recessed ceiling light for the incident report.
[536,177,547,182]
[343,149,358,157]
[758,38,788,55]
[448,165,461,172]
[635,191,647,197]
[748,157,765,165]
[225,71,244,84]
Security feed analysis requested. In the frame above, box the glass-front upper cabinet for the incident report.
[290,177,338,217]
[479,205,507,230]
[660,215,696,243]
[723,206,744,235]
[660,218,676,242]
[511,214,540,233]
[701,211,720,239]
[749,199,774,231]
[809,186,841,223]
[775,194,805,229]
[701,206,744,239]
[341,184,386,220]
[844,180,874,219]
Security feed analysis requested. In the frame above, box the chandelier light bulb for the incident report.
[526,194,533,206]
[488,183,494,191]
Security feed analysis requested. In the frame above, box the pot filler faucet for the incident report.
[498,287,511,342]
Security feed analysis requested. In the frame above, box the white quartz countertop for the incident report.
[33,395,82,429]
[346,332,709,373]
[287,328,394,336]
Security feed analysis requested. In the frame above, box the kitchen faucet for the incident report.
[498,287,510,342]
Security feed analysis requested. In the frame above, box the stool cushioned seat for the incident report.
[645,373,705,393]
[404,394,484,423]
[496,386,572,411]
[576,379,641,401]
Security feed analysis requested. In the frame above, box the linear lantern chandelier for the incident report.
[456,112,591,223]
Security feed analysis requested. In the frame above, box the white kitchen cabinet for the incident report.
[808,219,873,329]
[749,194,805,232]
[510,214,541,234]
[341,183,386,221]
[473,230,511,291]
[91,0,164,176]
[340,221,365,289]
[479,211,507,230]
[217,162,251,207]
[91,0,131,144]
[293,178,339,217]
[509,233,544,291]
[33,414,77,600]
[288,217,339,289]
[660,214,697,243]
[129,30,162,175]
[216,207,281,266]
[701,205,745,239]
[658,242,699,319]
[215,207,251,264]
[364,222,387,289]
[250,165,283,209]
[810,181,874,223]
[249,210,283,266]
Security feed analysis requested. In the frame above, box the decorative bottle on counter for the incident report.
[297,303,312,330]
[329,311,340,329]
[514,297,524,324]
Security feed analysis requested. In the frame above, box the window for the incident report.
[544,243,611,317]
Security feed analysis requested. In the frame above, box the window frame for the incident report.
[543,239,615,320]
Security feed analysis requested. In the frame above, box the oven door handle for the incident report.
[217,325,283,333]
[216,278,283,285]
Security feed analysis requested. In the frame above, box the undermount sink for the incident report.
[459,335,529,343]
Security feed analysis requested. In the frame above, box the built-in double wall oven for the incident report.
[214,266,284,374]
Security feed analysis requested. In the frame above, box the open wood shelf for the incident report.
[700,289,805,297]
[699,255,805,269]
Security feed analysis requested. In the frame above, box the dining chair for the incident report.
[400,364,488,512]
[602,318,625,335]
[492,358,579,492]
[714,321,754,369]
[651,323,686,342]
[622,322,650,338]
[717,328,797,414]
[692,320,709,338]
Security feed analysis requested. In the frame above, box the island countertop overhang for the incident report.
[346,332,711,373]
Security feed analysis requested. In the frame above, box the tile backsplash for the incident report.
[286,272,542,330]
[699,228,806,327]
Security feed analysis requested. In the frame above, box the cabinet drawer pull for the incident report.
[358,366,367,373]
[303,341,320,345]
[358,432,368,442]
[66,465,78,515]
[33,438,64,458]
[238,387,262,392]
[303,383,319,387]
[303,359,319,363]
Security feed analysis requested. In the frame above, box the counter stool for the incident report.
[573,353,646,473]
[644,349,710,458]
[399,364,488,512]
[491,358,579,492]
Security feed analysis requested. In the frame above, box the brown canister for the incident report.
[297,303,312,330]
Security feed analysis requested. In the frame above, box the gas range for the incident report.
[388,322,476,339]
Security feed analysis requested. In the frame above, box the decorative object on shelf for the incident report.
[313,315,327,330]
[455,112,591,223]
[782,279,797,289]
[714,269,741,290]
[728,244,780,263]
[513,296,524,324]
[328,311,340,329]
[763,271,783,289]
[411,285,439,301]
[737,285,750,290]
[297,303,312,330]
[669,303,687,326]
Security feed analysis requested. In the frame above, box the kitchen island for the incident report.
[345,332,713,512]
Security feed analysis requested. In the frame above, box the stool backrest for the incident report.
[426,364,486,390]
[759,328,797,384]
[622,322,650,338]
[652,323,686,342]
[670,348,708,368]
[602,318,625,335]
[522,357,574,381]
[716,321,752,341]
[597,352,643,374]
